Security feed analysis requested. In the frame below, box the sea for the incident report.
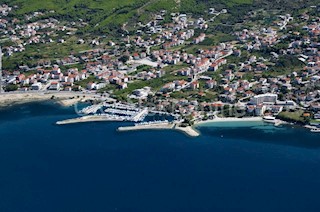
[0,101,320,212]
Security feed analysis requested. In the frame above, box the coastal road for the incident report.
[0,90,99,97]
[0,91,113,107]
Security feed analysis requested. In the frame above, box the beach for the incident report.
[195,117,263,125]
[0,92,99,107]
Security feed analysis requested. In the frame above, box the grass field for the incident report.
[277,110,307,124]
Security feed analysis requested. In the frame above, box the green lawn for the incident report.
[277,110,307,123]
[163,64,190,73]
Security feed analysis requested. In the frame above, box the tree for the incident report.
[119,55,130,63]
[182,115,194,126]
[5,84,18,92]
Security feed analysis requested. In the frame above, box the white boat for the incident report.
[310,128,320,133]
[263,116,276,123]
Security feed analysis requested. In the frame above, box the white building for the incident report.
[250,93,278,105]
[254,105,266,116]
[87,82,96,90]
[48,82,60,90]
[131,87,151,99]
[31,82,42,90]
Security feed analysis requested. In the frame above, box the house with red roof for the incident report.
[190,81,200,90]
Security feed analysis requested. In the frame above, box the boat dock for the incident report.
[80,104,103,114]
[118,122,174,132]
[118,121,200,137]
[79,102,149,122]
[56,114,126,125]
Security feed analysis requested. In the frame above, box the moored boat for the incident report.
[263,116,276,123]
[310,128,320,133]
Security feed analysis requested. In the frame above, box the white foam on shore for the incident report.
[195,117,263,126]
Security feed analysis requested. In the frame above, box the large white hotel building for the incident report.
[250,93,278,105]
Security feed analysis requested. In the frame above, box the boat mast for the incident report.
[0,46,2,93]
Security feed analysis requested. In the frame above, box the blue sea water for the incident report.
[0,102,320,212]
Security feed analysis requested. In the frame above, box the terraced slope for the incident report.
[1,0,318,32]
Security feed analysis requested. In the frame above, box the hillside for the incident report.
[1,0,319,35]
[2,0,318,33]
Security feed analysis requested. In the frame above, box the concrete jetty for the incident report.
[56,115,125,125]
[118,122,200,137]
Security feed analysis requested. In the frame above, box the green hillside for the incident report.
[1,0,318,33]
[4,0,253,15]
[0,0,253,32]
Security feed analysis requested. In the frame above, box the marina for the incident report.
[79,104,104,114]
[135,120,169,126]
[57,102,176,125]
[78,102,150,122]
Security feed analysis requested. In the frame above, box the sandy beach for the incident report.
[195,117,263,125]
[0,92,99,107]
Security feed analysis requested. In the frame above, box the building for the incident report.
[254,104,266,116]
[250,93,278,105]
[206,80,216,89]
[132,87,151,99]
[87,82,96,90]
[48,82,60,90]
[31,82,42,90]
[190,81,200,90]
[118,82,128,90]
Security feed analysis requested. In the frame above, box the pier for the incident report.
[118,122,174,132]
[56,114,126,125]
[118,121,200,137]
[80,104,103,114]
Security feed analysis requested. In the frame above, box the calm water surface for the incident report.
[0,102,320,212]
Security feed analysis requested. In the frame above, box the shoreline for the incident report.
[195,117,263,125]
[195,116,320,132]
[0,92,99,108]
[2,93,317,134]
